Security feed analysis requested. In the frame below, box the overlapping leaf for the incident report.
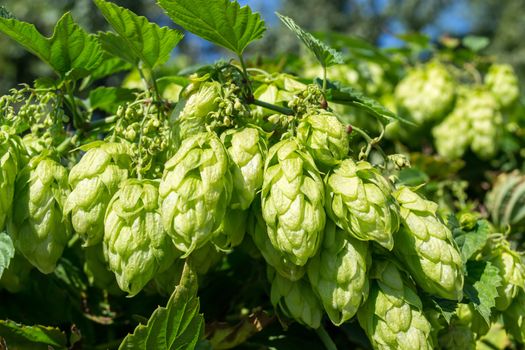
[0,232,14,279]
[0,320,67,350]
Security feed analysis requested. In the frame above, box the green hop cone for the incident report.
[486,238,525,311]
[248,201,305,281]
[325,159,399,250]
[357,262,434,350]
[64,142,131,246]
[159,132,232,255]
[268,267,323,329]
[0,129,23,231]
[8,155,71,274]
[485,63,520,108]
[307,220,370,325]
[221,127,266,210]
[261,138,325,266]
[465,88,502,159]
[503,289,525,343]
[296,109,349,169]
[432,103,471,159]
[393,186,464,300]
[395,61,456,124]
[104,179,178,296]
[213,208,248,250]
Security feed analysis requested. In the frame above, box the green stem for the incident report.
[88,115,117,130]
[322,65,327,92]
[238,54,254,96]
[56,133,79,154]
[251,99,294,116]
[316,326,337,350]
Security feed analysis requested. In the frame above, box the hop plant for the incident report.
[325,159,399,250]
[307,220,370,326]
[395,61,456,124]
[248,202,305,281]
[221,127,266,210]
[7,155,71,274]
[0,129,23,230]
[503,290,525,343]
[268,267,323,329]
[159,132,232,255]
[357,262,434,350]
[64,142,132,246]
[296,109,349,169]
[432,104,471,159]
[104,179,178,296]
[261,138,325,266]
[393,186,464,300]
[485,63,520,108]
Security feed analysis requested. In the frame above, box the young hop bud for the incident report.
[64,142,132,246]
[296,109,349,169]
[395,61,456,124]
[261,139,325,266]
[0,130,23,230]
[159,132,232,255]
[357,262,434,350]
[325,159,399,250]
[8,155,71,274]
[307,220,370,325]
[485,63,520,108]
[268,267,323,329]
[104,179,178,296]
[393,186,464,300]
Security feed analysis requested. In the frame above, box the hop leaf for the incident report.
[393,186,464,300]
[325,159,399,250]
[261,138,325,266]
[7,155,71,274]
[159,132,232,255]
[307,220,370,325]
[104,179,178,296]
[64,142,131,246]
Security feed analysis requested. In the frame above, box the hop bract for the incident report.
[104,179,178,296]
[394,186,464,300]
[0,129,23,231]
[8,155,71,274]
[268,267,323,329]
[159,132,232,254]
[357,262,434,350]
[296,109,349,169]
[395,61,456,124]
[325,159,399,250]
[64,142,131,246]
[485,63,520,108]
[307,220,370,325]
[261,138,325,266]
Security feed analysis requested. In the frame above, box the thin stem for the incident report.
[238,54,253,95]
[56,133,79,154]
[322,65,327,92]
[316,326,337,350]
[251,99,294,116]
[88,115,117,130]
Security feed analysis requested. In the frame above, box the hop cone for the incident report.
[8,155,71,274]
[485,63,519,108]
[221,127,266,210]
[503,290,525,343]
[213,208,248,249]
[296,109,349,169]
[357,262,434,350]
[487,239,525,311]
[325,159,399,250]
[395,61,455,123]
[248,202,305,281]
[393,186,464,300]
[64,142,131,246]
[0,129,23,230]
[104,179,178,296]
[432,103,471,159]
[307,220,370,325]
[261,138,325,266]
[268,267,323,329]
[160,132,232,254]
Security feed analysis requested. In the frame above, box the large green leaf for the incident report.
[454,220,490,262]
[119,261,204,350]
[94,0,183,70]
[0,10,102,78]
[464,260,502,326]
[0,232,14,279]
[158,0,266,56]
[0,320,67,350]
[276,13,343,68]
